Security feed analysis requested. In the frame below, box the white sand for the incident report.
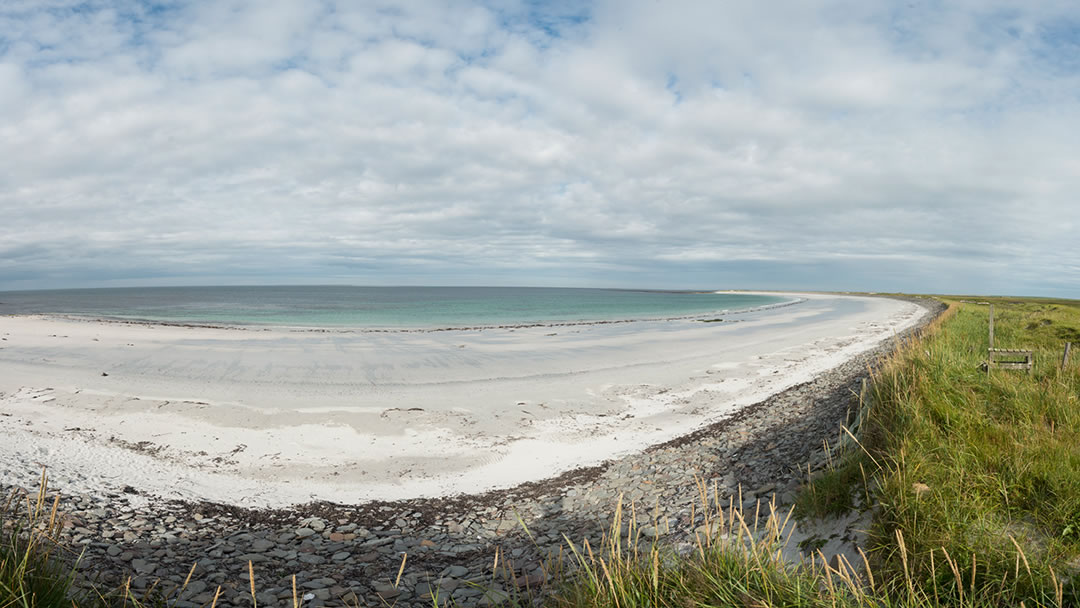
[0,293,926,507]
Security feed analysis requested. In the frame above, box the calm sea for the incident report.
[0,286,788,329]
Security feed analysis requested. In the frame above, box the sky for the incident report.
[1,1,1079,296]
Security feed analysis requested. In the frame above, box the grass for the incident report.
[4,296,1079,607]
[1,473,83,608]
[793,453,867,520]
[859,298,1080,605]
[543,296,1080,607]
[544,496,859,608]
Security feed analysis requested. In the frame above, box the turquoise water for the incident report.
[0,286,788,329]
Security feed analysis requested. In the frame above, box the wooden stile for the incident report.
[988,348,1033,373]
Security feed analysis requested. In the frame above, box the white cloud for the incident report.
[1,0,1078,295]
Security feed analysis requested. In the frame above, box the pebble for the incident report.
[249,539,275,553]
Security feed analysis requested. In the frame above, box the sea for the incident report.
[0,286,789,329]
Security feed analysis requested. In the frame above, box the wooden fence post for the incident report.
[1064,342,1073,371]
[989,304,994,350]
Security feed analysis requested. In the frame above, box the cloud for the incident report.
[1,0,1078,295]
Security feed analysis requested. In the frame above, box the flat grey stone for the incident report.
[442,565,470,578]
[250,539,275,552]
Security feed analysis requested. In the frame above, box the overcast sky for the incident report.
[1,1,1078,296]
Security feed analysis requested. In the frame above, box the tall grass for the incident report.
[540,481,1070,608]
[546,297,1079,607]
[1,472,81,608]
[862,299,1080,605]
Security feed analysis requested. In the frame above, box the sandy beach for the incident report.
[0,293,926,507]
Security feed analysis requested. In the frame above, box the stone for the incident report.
[442,565,470,578]
[454,587,482,599]
[131,559,156,575]
[181,580,208,598]
[250,539,275,552]
[478,590,510,606]
[237,553,270,563]
[515,571,545,588]
[353,551,380,563]
[414,582,436,598]
[375,588,400,600]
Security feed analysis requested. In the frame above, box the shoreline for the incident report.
[2,294,804,333]
[2,296,947,607]
[0,292,927,506]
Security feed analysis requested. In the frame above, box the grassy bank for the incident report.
[861,297,1079,605]
[1,475,79,608]
[547,297,1079,607]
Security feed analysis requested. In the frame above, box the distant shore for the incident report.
[0,292,927,508]
[2,294,805,333]
[0,285,790,331]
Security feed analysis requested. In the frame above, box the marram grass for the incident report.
[543,492,872,608]
[1,472,78,608]
[860,299,1080,606]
